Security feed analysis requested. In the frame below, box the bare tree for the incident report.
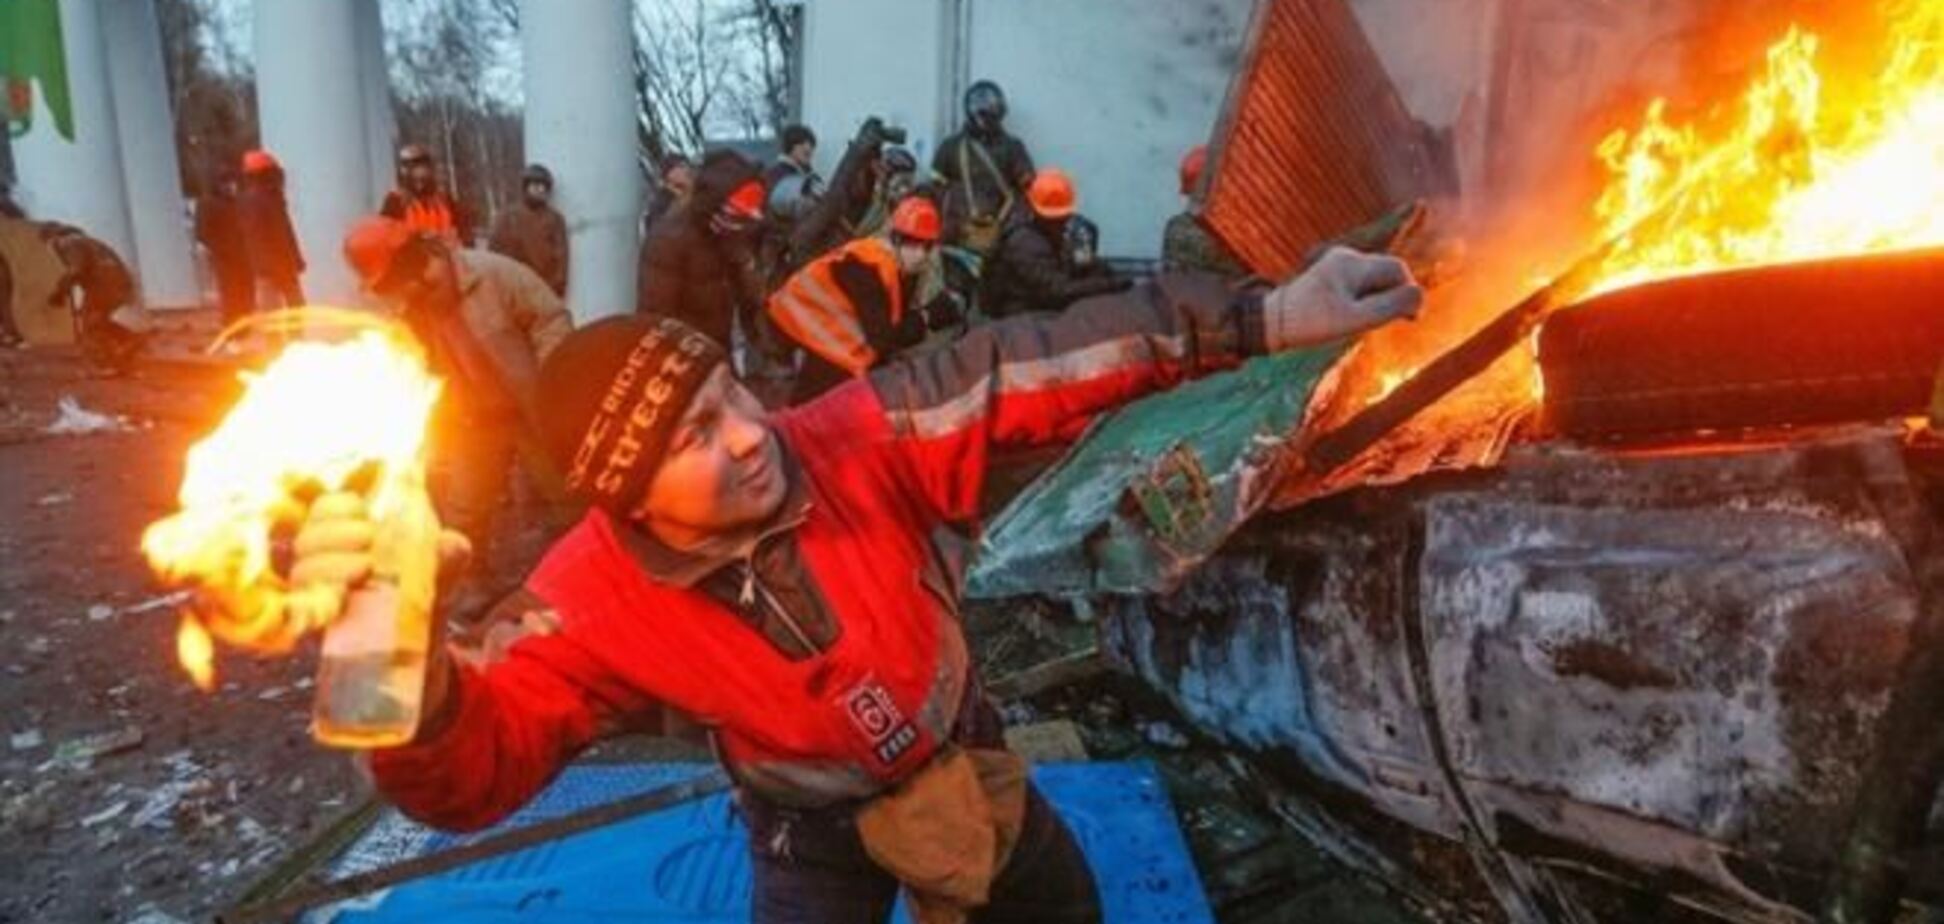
[725,0,799,138]
[155,0,256,196]
[389,0,524,229]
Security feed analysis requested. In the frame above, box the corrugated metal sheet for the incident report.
[1200,0,1445,279]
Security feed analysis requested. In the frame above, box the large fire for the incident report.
[140,317,441,690]
[1589,0,1944,293]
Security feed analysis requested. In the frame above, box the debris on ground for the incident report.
[1003,719,1091,761]
[48,726,146,770]
[121,907,190,924]
[43,394,140,435]
[82,800,131,828]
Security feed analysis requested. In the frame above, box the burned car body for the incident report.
[1092,430,1943,920]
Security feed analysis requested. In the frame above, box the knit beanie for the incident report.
[537,315,726,512]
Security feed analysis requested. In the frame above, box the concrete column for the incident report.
[254,0,373,305]
[521,0,641,322]
[13,0,136,265]
[354,0,398,208]
[103,0,198,307]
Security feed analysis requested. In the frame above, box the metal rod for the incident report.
[1300,236,1614,474]
[217,767,732,924]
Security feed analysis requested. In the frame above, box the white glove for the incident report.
[1262,246,1422,352]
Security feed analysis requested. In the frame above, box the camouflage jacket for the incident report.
[1160,211,1246,277]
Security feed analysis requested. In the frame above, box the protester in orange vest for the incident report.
[381,143,473,247]
[769,197,957,403]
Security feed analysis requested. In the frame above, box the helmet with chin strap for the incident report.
[964,80,1007,133]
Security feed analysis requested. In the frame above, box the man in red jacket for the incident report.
[294,247,1421,922]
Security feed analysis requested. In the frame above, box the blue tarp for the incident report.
[311,761,1213,923]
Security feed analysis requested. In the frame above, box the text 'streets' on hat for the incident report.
[537,316,727,513]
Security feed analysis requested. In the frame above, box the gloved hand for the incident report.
[920,291,966,331]
[1261,246,1422,352]
[286,490,472,629]
[288,489,474,739]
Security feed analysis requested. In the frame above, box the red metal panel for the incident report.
[1200,0,1443,279]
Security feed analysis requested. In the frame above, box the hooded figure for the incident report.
[636,149,767,352]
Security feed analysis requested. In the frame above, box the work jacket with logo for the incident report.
[370,272,1271,830]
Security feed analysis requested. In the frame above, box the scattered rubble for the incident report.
[122,908,190,924]
[48,725,145,769]
[82,800,130,828]
[10,729,43,751]
[43,394,139,435]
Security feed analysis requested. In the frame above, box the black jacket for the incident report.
[194,191,252,283]
[983,217,1128,318]
[240,173,305,283]
[931,127,1034,246]
[635,150,764,349]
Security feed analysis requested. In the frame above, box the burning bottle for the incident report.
[309,470,443,748]
[141,311,446,749]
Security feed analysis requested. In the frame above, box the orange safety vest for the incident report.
[402,195,459,244]
[766,236,904,377]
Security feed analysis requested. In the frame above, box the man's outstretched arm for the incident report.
[866,247,1421,523]
[367,598,655,833]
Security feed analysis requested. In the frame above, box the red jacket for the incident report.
[371,273,1268,831]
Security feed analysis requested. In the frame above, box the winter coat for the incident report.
[401,249,572,426]
[240,176,305,284]
[635,150,765,349]
[194,191,253,284]
[489,202,570,296]
[982,216,1129,318]
[368,271,1271,826]
[1161,211,1246,277]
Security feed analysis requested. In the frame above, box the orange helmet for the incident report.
[724,179,766,219]
[1179,145,1208,196]
[1027,169,1077,219]
[889,197,940,243]
[241,148,280,175]
[342,215,417,288]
